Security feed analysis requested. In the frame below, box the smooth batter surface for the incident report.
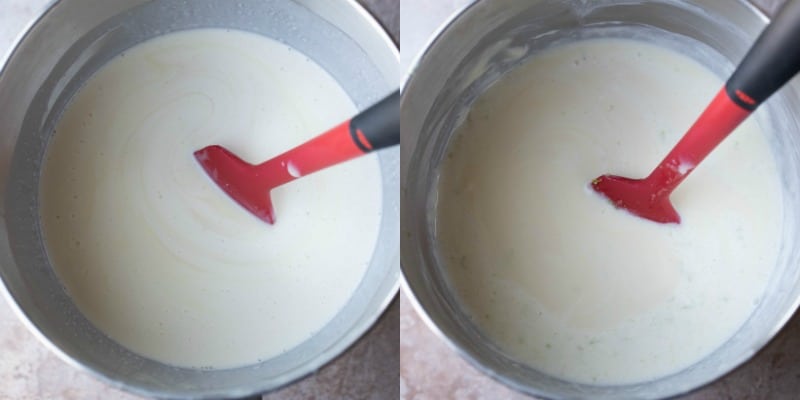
[437,39,781,384]
[40,29,382,369]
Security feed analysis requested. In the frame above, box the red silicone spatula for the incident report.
[194,90,399,224]
[591,1,800,224]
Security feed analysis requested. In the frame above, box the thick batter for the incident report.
[40,29,382,369]
[437,39,781,384]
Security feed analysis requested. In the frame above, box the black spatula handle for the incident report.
[726,0,800,110]
[349,90,400,152]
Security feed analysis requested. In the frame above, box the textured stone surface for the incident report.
[362,0,400,44]
[0,0,398,399]
[400,0,800,399]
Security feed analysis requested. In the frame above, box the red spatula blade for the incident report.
[591,175,680,224]
[591,88,752,224]
[194,145,277,224]
[588,0,800,224]
[192,91,399,225]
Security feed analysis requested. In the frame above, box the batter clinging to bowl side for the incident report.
[436,38,781,384]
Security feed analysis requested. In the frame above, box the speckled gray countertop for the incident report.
[399,0,800,399]
[0,0,398,399]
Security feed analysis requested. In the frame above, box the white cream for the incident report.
[40,29,382,369]
[437,38,781,384]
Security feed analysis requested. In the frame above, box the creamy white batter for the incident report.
[437,39,781,384]
[40,29,382,369]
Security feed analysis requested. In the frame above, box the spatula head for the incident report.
[194,145,276,224]
[591,175,681,224]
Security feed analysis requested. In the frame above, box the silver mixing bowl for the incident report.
[401,0,800,398]
[0,0,399,398]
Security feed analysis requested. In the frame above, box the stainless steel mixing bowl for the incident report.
[401,0,800,398]
[0,0,399,398]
